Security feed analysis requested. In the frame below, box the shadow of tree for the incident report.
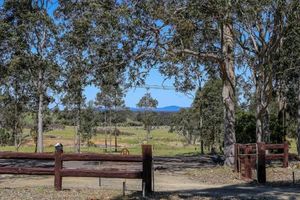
[0,159,53,168]
[112,182,300,200]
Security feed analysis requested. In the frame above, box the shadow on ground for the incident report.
[113,182,300,200]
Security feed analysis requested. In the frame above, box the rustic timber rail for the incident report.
[234,142,289,183]
[0,144,153,194]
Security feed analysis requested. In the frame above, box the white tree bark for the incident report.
[297,81,300,156]
[37,69,44,153]
[222,18,236,166]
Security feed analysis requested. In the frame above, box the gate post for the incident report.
[283,141,289,168]
[234,143,239,172]
[257,142,266,184]
[142,144,152,194]
[244,146,252,179]
[54,143,63,191]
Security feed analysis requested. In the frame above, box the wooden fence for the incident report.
[234,142,288,183]
[0,144,153,194]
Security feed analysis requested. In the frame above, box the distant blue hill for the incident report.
[98,105,184,113]
[129,106,183,113]
[97,106,182,112]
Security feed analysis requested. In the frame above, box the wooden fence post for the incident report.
[142,144,152,194]
[244,146,252,179]
[234,143,239,172]
[257,142,266,184]
[54,143,63,191]
[283,141,289,168]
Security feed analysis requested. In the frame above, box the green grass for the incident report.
[287,137,297,154]
[46,126,77,139]
[0,126,200,156]
[1,126,297,156]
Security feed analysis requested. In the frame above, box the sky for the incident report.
[84,69,194,108]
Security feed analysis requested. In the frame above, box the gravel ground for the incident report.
[0,187,121,200]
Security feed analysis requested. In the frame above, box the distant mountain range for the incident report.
[98,105,183,112]
[129,106,182,112]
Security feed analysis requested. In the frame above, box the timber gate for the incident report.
[234,142,289,183]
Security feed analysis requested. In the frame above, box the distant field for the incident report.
[1,126,297,156]
[0,126,201,156]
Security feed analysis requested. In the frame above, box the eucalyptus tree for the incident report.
[273,0,300,153]
[0,1,30,149]
[192,78,224,153]
[123,0,236,165]
[56,1,96,153]
[137,92,158,143]
[173,108,198,145]
[0,1,58,152]
[95,89,112,152]
[56,0,130,153]
[80,101,97,146]
[0,63,31,150]
[95,83,125,152]
[235,0,292,142]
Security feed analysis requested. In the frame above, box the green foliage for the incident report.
[173,108,198,144]
[137,93,158,127]
[137,92,158,109]
[0,128,14,146]
[193,78,224,147]
[235,111,256,144]
[80,101,97,145]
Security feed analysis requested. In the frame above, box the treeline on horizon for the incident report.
[0,0,300,166]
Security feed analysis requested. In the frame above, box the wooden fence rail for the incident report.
[0,144,153,194]
[234,142,289,183]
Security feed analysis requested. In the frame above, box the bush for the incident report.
[0,128,14,146]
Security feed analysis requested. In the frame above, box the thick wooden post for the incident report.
[54,144,63,191]
[257,142,266,184]
[283,141,289,168]
[244,146,252,179]
[115,135,118,152]
[142,144,152,194]
[234,143,239,172]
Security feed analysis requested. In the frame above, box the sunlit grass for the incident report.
[0,126,200,156]
[287,137,297,154]
[1,126,296,156]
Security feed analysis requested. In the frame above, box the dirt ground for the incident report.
[0,156,300,199]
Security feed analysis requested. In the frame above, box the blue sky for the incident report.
[84,69,194,108]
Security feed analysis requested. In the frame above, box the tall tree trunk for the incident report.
[147,124,150,144]
[297,80,300,156]
[109,109,112,152]
[37,76,44,152]
[200,140,204,154]
[104,111,107,152]
[114,109,117,152]
[199,92,204,154]
[256,77,264,142]
[277,80,287,142]
[222,18,236,166]
[255,67,272,142]
[263,109,270,143]
[14,100,18,150]
[75,103,81,153]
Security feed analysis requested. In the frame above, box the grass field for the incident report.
[0,126,201,156]
[0,126,297,156]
